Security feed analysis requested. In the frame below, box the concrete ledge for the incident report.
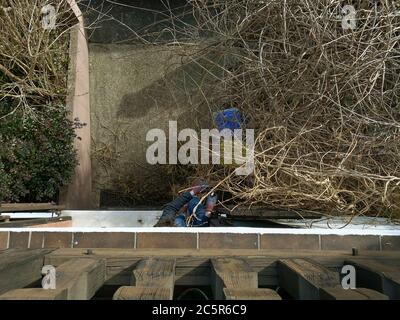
[0,232,8,249]
[199,233,258,250]
[381,236,400,251]
[137,233,197,249]
[73,232,135,248]
[261,234,320,250]
[0,229,399,251]
[43,232,73,248]
[1,227,398,235]
[321,235,380,251]
[9,232,29,248]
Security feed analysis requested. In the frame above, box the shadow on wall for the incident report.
[117,53,223,120]
[84,1,227,208]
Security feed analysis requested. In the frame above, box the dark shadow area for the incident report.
[174,286,212,300]
[92,285,122,300]
[79,0,196,44]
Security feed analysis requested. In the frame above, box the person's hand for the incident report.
[205,192,218,214]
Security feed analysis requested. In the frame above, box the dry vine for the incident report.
[70,1,400,217]
[198,0,399,217]
[146,0,400,217]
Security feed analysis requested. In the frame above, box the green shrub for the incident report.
[0,101,79,202]
[0,1,79,203]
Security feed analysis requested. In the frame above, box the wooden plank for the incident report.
[224,288,282,300]
[113,258,176,300]
[345,259,400,299]
[43,248,400,288]
[211,258,258,300]
[0,249,54,295]
[0,203,64,213]
[0,215,10,222]
[0,216,71,228]
[113,287,171,300]
[55,258,106,300]
[0,288,67,300]
[0,257,106,300]
[277,258,340,300]
[44,248,400,260]
[319,286,388,300]
[132,258,176,288]
[93,259,275,287]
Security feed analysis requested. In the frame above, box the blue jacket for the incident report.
[175,196,210,227]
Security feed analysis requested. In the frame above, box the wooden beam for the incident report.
[344,259,400,299]
[319,286,388,300]
[44,248,400,261]
[0,257,106,300]
[277,258,340,300]
[211,258,258,300]
[56,258,106,299]
[0,203,64,213]
[113,258,176,300]
[0,216,71,228]
[0,288,67,300]
[0,249,54,295]
[113,287,172,300]
[0,215,10,223]
[224,288,282,300]
[132,258,176,289]
[44,248,400,288]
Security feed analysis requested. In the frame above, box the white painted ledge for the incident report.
[0,227,399,236]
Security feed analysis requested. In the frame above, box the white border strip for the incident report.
[0,227,399,236]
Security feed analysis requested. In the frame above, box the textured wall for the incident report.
[89,43,215,207]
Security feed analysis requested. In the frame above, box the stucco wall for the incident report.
[89,43,215,207]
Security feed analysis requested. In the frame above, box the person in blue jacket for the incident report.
[155,182,218,227]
